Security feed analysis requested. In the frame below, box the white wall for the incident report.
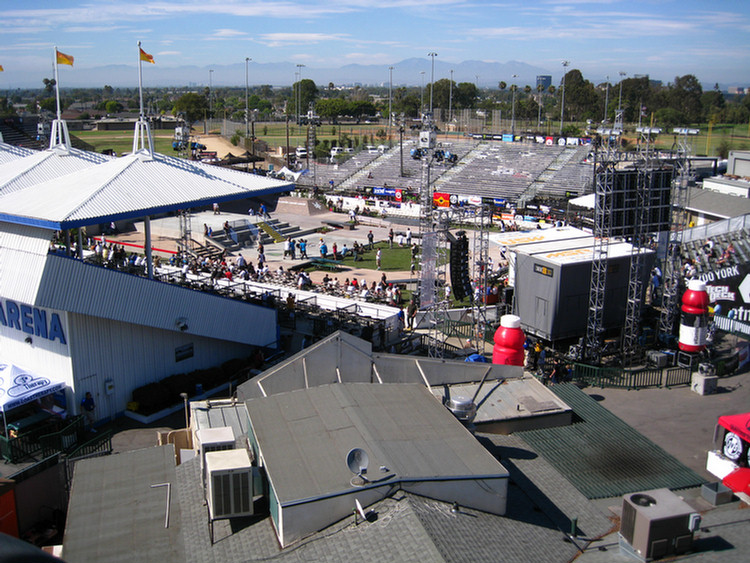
[68,313,254,421]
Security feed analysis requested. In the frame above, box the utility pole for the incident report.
[389,66,394,142]
[420,71,425,117]
[208,69,214,118]
[449,69,454,125]
[245,57,251,140]
[511,74,518,135]
[428,52,437,114]
[559,61,569,135]
[604,75,610,123]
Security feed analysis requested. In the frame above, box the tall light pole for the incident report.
[208,69,214,118]
[537,76,543,128]
[511,74,518,135]
[292,70,299,123]
[449,69,454,124]
[428,52,437,114]
[559,60,569,135]
[296,63,305,125]
[388,66,393,141]
[245,58,251,140]
[618,71,626,114]
[419,71,425,117]
[604,75,609,123]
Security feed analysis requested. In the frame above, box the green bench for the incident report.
[311,258,344,271]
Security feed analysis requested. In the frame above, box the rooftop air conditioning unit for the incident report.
[206,449,254,519]
[196,426,235,472]
[619,488,700,561]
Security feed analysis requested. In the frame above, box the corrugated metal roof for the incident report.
[687,186,750,219]
[518,383,705,499]
[0,150,294,229]
[35,253,278,346]
[0,223,52,303]
[0,145,110,197]
[247,383,508,504]
[0,142,34,165]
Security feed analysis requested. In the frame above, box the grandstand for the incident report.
[298,138,594,205]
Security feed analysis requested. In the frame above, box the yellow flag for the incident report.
[56,50,74,66]
[139,47,155,64]
[0,65,4,72]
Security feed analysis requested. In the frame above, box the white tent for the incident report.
[0,360,66,432]
[569,193,595,209]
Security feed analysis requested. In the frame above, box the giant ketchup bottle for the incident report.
[493,314,526,366]
[678,279,710,353]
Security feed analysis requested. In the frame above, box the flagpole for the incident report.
[53,46,62,121]
[138,41,144,119]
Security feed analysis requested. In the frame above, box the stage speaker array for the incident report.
[450,231,472,301]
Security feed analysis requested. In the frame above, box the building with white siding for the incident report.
[0,130,294,422]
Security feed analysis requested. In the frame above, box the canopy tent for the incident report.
[569,193,595,210]
[0,360,66,433]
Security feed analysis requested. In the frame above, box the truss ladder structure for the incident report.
[178,210,193,258]
[658,129,695,338]
[584,147,615,364]
[621,130,658,364]
[470,206,492,354]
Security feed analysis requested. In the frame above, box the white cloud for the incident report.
[210,28,248,39]
[259,32,349,47]
[157,50,181,56]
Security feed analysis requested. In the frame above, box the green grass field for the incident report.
[74,129,178,155]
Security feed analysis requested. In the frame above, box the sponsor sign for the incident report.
[433,192,451,207]
[373,187,397,196]
[0,299,66,345]
[534,264,554,277]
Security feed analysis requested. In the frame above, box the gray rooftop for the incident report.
[687,186,750,219]
[62,445,183,563]
[246,383,509,504]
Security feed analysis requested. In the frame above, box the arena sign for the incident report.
[0,299,67,345]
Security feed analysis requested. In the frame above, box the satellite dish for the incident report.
[346,448,369,476]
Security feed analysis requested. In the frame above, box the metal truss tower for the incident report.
[470,206,492,354]
[416,117,449,358]
[658,128,695,338]
[178,210,193,258]
[584,145,615,365]
[621,129,659,364]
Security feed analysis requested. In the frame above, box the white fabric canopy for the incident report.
[0,360,66,413]
[569,193,595,209]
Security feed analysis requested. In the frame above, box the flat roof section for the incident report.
[246,383,509,505]
[63,445,183,562]
[518,383,706,499]
[431,376,573,433]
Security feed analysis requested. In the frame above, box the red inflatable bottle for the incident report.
[493,314,526,366]
[678,279,710,353]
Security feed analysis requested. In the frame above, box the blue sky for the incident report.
[1,0,749,86]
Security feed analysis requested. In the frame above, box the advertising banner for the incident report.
[433,192,451,207]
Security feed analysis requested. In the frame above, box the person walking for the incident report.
[81,392,97,432]
[388,228,394,249]
[367,230,374,250]
[376,248,382,270]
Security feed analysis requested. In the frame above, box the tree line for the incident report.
[4,69,749,130]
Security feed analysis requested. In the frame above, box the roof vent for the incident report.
[446,396,477,423]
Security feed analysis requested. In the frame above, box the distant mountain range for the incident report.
[10,58,559,90]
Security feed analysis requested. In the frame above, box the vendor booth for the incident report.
[0,360,69,463]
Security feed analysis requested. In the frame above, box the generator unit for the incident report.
[619,489,700,561]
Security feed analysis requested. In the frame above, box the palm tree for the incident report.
[498,81,507,91]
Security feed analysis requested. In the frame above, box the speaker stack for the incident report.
[450,231,472,301]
